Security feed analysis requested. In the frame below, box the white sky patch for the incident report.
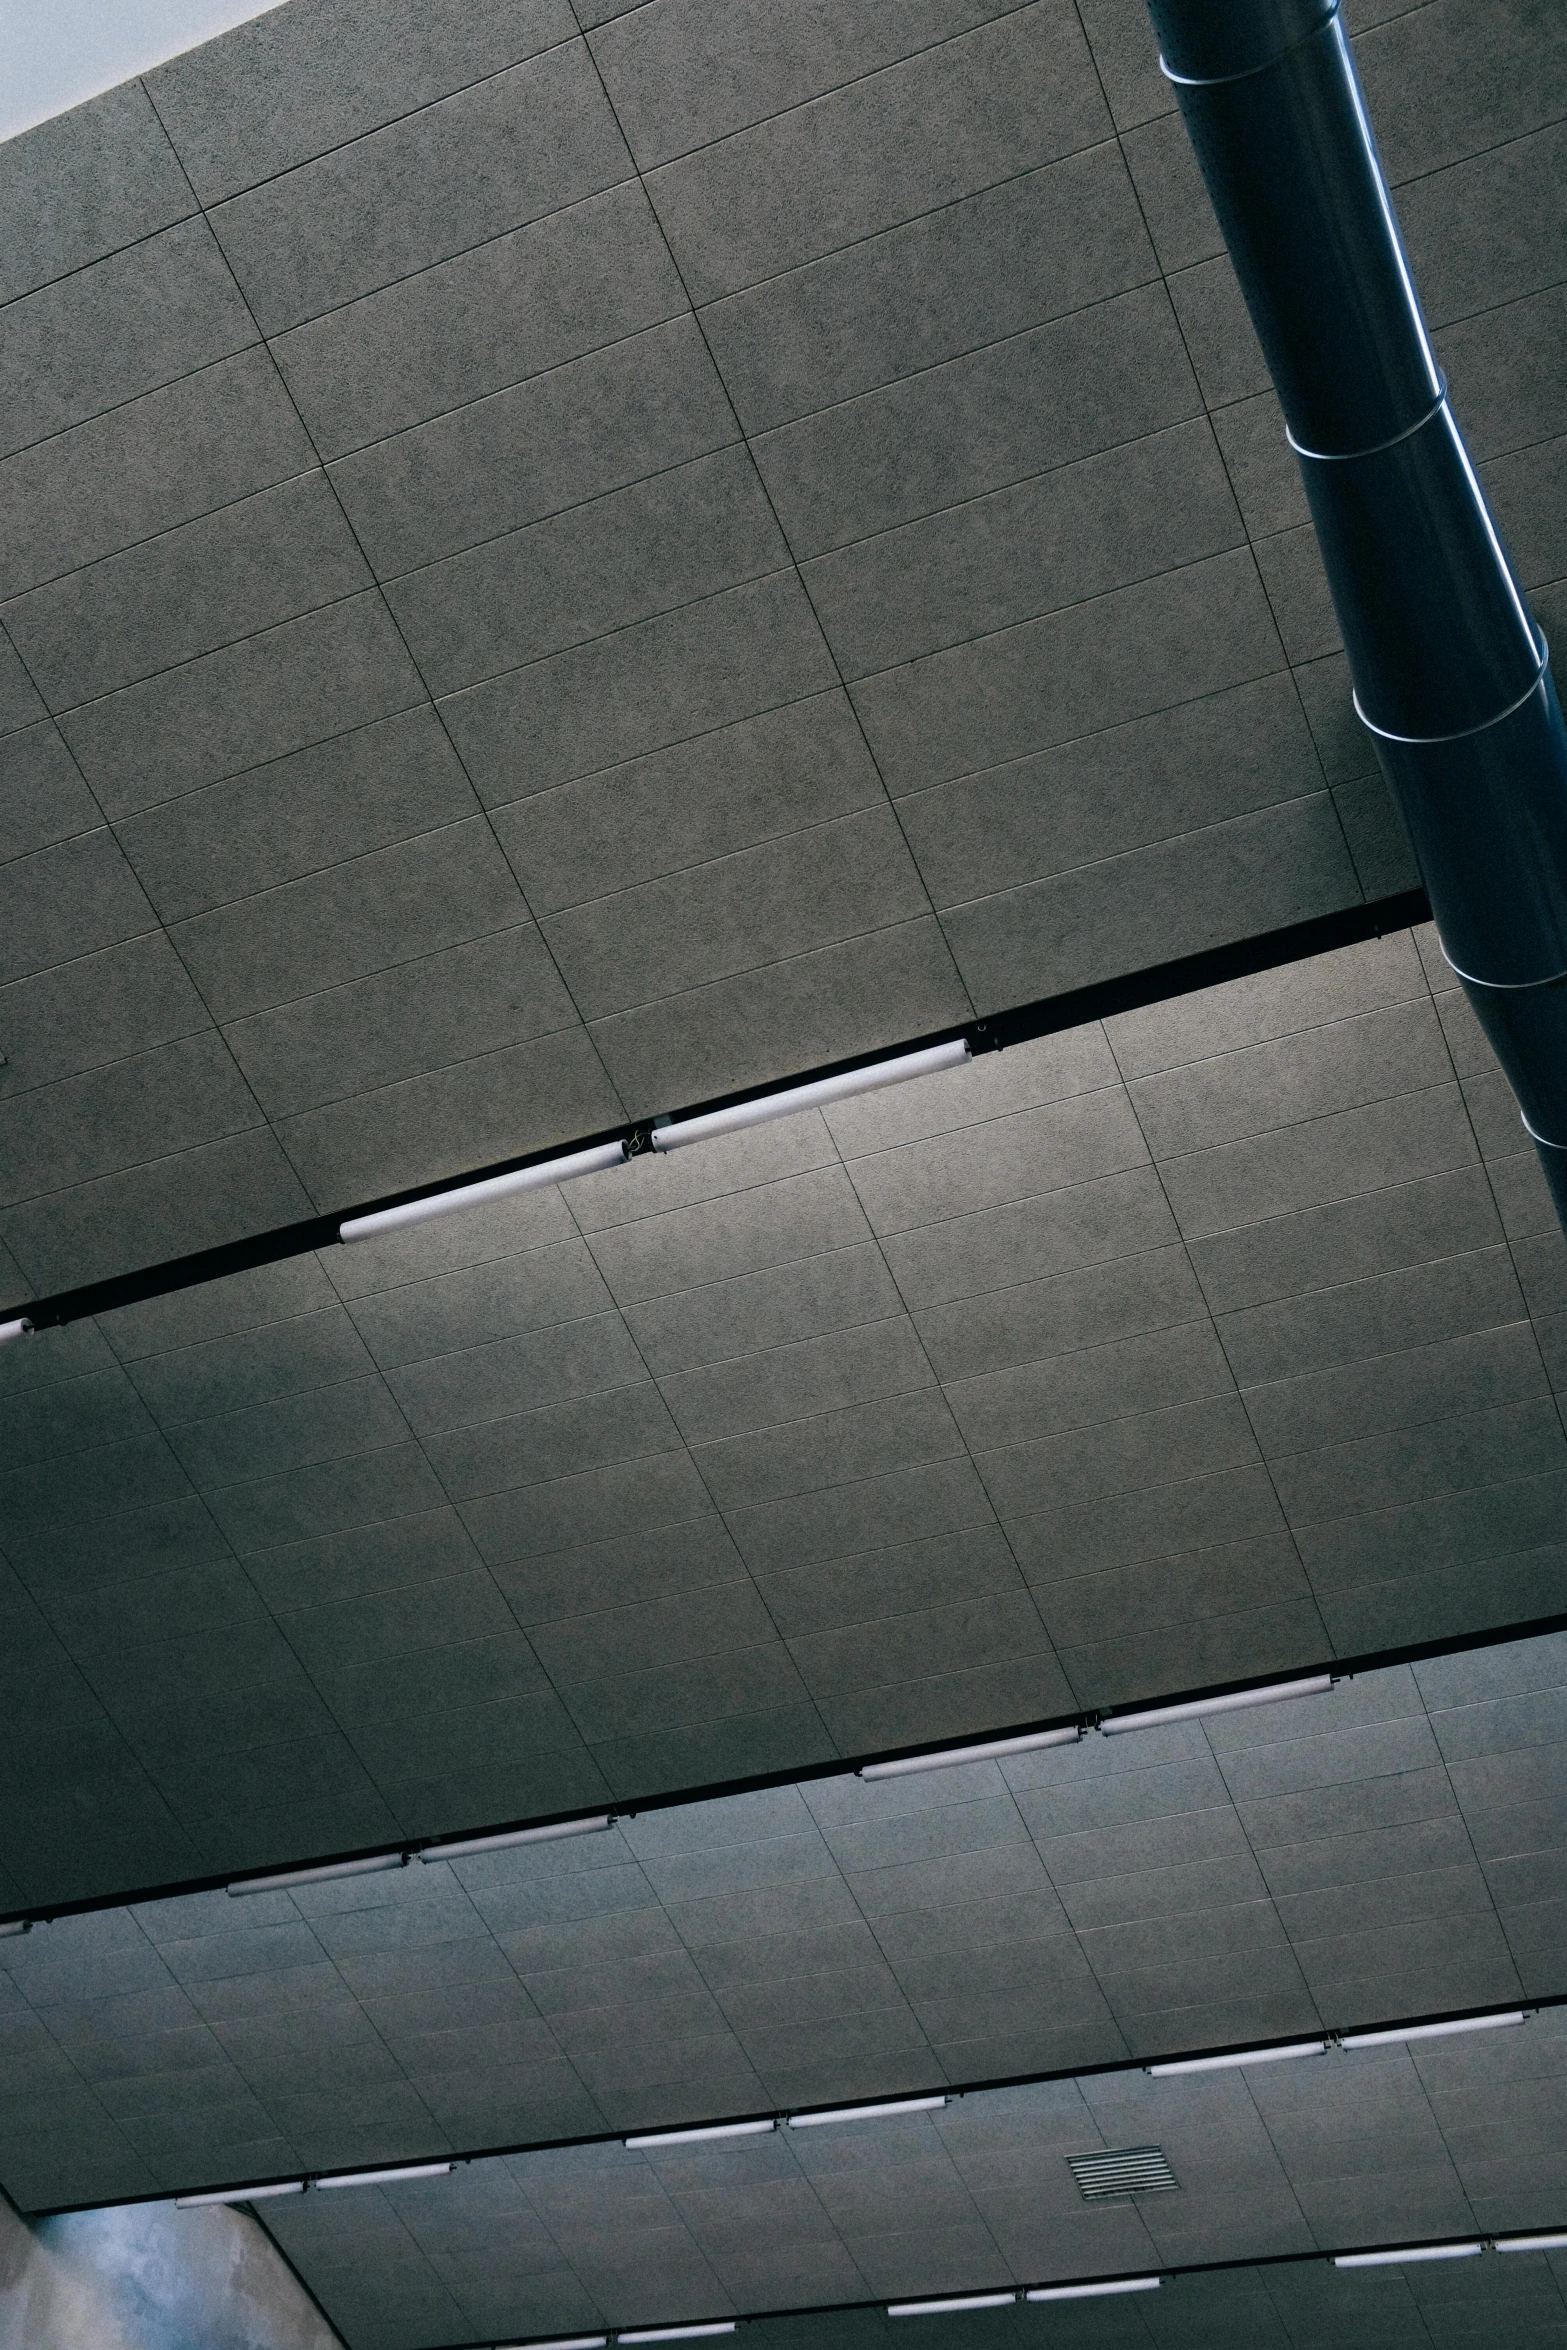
[0,0,286,143]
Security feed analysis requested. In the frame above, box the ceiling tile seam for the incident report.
[808,1094,1074,1713]
[1412,937,1567,1460]
[1145,1069,1480,1175]
[133,83,636,1175]
[219,993,591,1106]
[215,156,650,343]
[1382,105,1567,201]
[0,612,301,1292]
[1107,969,1438,1085]
[1068,3,1365,902]
[582,0,1041,175]
[182,24,593,210]
[1229,2063,1323,2261]
[923,782,1340,918]
[0,934,215,1100]
[569,39,974,1011]
[79,1273,556,1896]
[781,405,1217,571]
[1092,1016,1336,1666]
[366,432,749,593]
[0,461,330,613]
[0,200,202,326]
[557,1175,849,1780]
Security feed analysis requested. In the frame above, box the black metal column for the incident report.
[1145,0,1567,1227]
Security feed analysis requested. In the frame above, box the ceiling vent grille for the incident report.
[1067,2146,1179,2201]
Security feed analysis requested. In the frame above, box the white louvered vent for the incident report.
[1067,2146,1179,2201]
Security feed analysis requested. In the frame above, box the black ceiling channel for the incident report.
[2,1602,1558,1938]
[31,1992,1562,2221]
[1,888,1431,1333]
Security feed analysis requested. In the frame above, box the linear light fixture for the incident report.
[888,2294,1016,2317]
[651,1040,971,1153]
[617,2324,736,2343]
[1497,2234,1567,2253]
[421,1816,614,1862]
[498,2338,609,2349]
[0,1920,31,1938]
[788,2096,948,2128]
[1147,2040,1331,2077]
[1340,2011,1527,2049]
[1025,2279,1161,2302]
[626,2120,776,2150]
[340,1138,629,1243]
[861,1727,1081,1780]
[1101,1675,1334,1734]
[315,2163,452,2190]
[0,1317,31,1344]
[176,2181,306,2208]
[229,1852,407,1896]
[1334,2243,1483,2267]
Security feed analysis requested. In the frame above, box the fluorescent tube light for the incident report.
[315,2163,452,2190]
[498,2339,609,2349]
[1147,2040,1330,2076]
[0,1317,32,1344]
[340,1139,628,1242]
[176,2182,305,2207]
[618,2325,736,2343]
[1340,2011,1526,2050]
[1334,2243,1483,2268]
[788,2097,947,2128]
[1025,2279,1161,2302]
[652,1041,971,1152]
[0,1920,31,1938]
[888,2295,1015,2317]
[421,1816,613,1862]
[1497,2234,1567,2253]
[626,2121,776,2150]
[1101,1676,1333,1734]
[229,1853,406,1896]
[861,1727,1080,1780]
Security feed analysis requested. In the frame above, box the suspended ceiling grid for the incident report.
[247,2006,1567,2350]
[0,0,1562,1290]
[0,1630,1562,2214]
[0,925,1563,1914]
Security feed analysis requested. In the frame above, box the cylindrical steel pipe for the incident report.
[1145,0,1567,1223]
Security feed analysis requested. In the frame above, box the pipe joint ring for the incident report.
[1521,1111,1567,1155]
[1439,940,1567,995]
[1287,384,1447,466]
[1353,632,1548,745]
[1159,0,1341,88]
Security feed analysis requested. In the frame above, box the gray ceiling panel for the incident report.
[3,0,1559,1276]
[235,2013,1567,2350]
[0,1633,1561,2210]
[2,926,1566,1899]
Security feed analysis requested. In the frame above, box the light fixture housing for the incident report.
[1024,2279,1161,2302]
[887,2294,1016,2317]
[650,1041,970,1152]
[420,1816,613,1862]
[1147,2040,1331,2076]
[860,1728,1080,1780]
[340,1139,628,1242]
[1100,1676,1333,1734]
[175,2182,305,2208]
[229,1853,407,1896]
[1340,2011,1527,2049]
[787,2097,948,2128]
[1496,2233,1567,2253]
[1334,2243,1483,2267]
[617,2324,736,2343]
[315,2163,452,2190]
[625,2121,776,2150]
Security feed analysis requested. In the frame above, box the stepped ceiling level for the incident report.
[1,0,1566,2345]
